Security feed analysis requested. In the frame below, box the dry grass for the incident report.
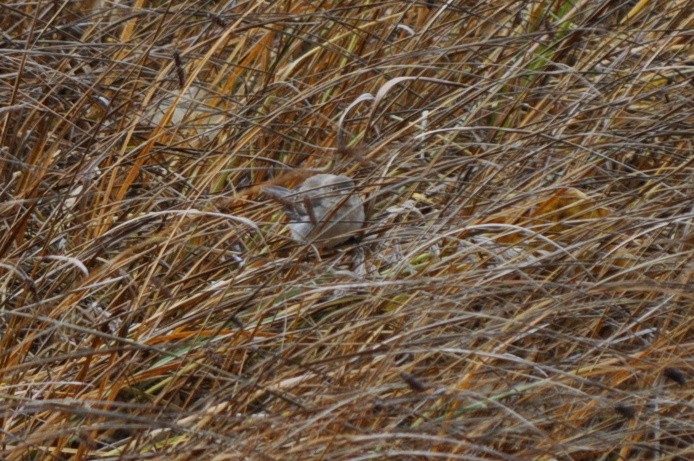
[1,0,693,460]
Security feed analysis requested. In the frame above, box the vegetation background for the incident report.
[1,0,692,459]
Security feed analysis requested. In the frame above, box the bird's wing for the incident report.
[263,186,307,221]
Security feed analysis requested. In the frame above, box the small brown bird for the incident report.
[265,174,365,248]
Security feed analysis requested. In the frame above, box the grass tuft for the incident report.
[1,1,692,459]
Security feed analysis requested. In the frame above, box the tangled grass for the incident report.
[1,0,692,459]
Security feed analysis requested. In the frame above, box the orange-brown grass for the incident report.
[1,1,692,460]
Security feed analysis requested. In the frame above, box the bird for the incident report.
[264,174,365,248]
